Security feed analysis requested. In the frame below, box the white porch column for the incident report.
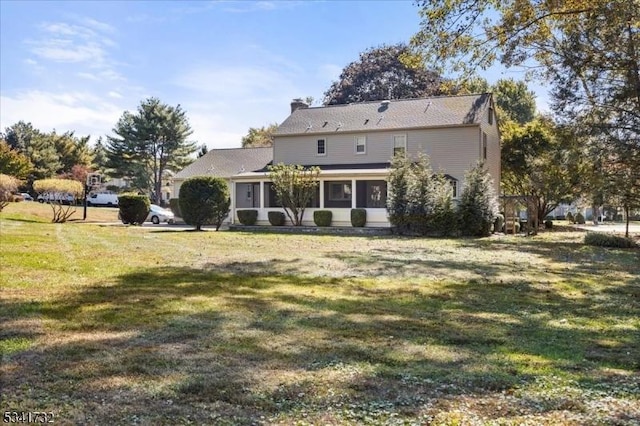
[259,181,265,209]
[319,179,325,208]
[351,179,357,209]
[230,179,235,224]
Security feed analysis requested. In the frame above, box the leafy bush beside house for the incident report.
[313,210,332,227]
[179,176,230,231]
[268,211,285,226]
[351,208,366,227]
[237,210,258,226]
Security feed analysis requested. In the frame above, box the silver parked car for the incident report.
[147,204,175,224]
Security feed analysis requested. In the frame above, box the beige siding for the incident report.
[478,102,501,195]
[273,126,484,193]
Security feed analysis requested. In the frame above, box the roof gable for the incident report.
[275,93,492,136]
[174,147,273,179]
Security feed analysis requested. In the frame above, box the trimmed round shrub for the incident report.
[575,212,586,224]
[237,209,258,225]
[351,208,366,227]
[493,214,504,233]
[169,198,182,217]
[268,211,285,226]
[179,176,230,231]
[118,194,150,225]
[566,212,574,223]
[584,232,637,248]
[313,210,332,227]
[545,219,553,229]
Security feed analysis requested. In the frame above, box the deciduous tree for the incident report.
[0,140,33,180]
[267,163,320,226]
[324,43,448,105]
[0,174,19,212]
[33,178,83,223]
[241,124,278,148]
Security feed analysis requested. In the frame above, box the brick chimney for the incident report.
[290,98,309,113]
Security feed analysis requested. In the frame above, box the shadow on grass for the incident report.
[2,257,639,423]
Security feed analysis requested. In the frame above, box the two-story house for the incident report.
[228,93,500,227]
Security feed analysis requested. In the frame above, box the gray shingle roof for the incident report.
[275,93,492,136]
[174,147,273,179]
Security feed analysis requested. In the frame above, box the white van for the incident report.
[87,193,119,206]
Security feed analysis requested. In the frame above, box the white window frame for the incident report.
[488,106,494,125]
[317,139,327,156]
[355,135,366,154]
[393,134,407,157]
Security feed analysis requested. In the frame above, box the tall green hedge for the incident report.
[179,176,230,231]
[118,194,150,225]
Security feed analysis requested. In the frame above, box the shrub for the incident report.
[584,233,637,248]
[545,220,553,229]
[458,163,498,237]
[237,209,258,226]
[351,208,367,227]
[313,210,332,227]
[169,198,182,217]
[179,176,230,231]
[268,211,285,226]
[493,214,504,233]
[575,212,586,224]
[566,212,574,223]
[118,194,150,225]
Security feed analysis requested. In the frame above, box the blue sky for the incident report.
[1,0,548,150]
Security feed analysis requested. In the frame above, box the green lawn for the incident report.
[1,203,639,425]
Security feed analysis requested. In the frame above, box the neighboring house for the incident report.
[173,147,273,221]
[230,94,500,227]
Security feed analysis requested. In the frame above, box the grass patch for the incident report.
[1,202,639,424]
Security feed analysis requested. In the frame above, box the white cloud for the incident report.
[108,91,123,99]
[176,66,296,97]
[30,38,106,63]
[0,90,124,141]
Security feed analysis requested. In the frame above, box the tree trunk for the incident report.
[625,204,630,238]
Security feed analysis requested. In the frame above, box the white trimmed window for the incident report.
[488,106,494,125]
[355,136,366,154]
[393,134,406,157]
[317,139,326,156]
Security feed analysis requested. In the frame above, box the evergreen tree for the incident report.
[107,98,197,204]
[386,154,412,234]
[458,163,499,237]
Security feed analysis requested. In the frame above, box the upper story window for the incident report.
[488,106,494,125]
[355,136,366,154]
[482,133,488,160]
[393,134,406,157]
[317,139,326,156]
